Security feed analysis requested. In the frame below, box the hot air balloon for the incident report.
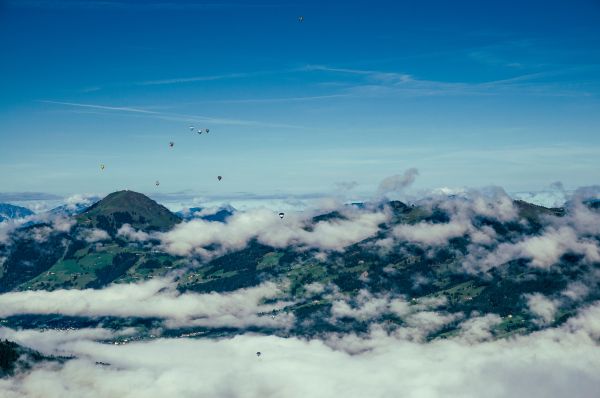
[298,16,304,22]
[256,352,261,357]
[278,212,285,219]
[100,164,105,171]
[169,142,174,148]
[155,180,160,187]
[217,176,222,181]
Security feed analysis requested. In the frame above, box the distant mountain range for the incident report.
[0,192,237,228]
[47,202,96,217]
[0,200,96,222]
[0,203,34,222]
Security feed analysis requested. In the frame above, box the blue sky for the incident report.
[1,0,599,202]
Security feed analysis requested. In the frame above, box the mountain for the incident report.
[47,202,96,217]
[0,191,184,292]
[513,199,565,225]
[0,203,34,222]
[585,198,600,210]
[0,223,73,293]
[0,340,20,376]
[77,190,181,234]
[1,191,597,343]
[0,339,64,377]
[176,205,235,222]
[0,191,184,293]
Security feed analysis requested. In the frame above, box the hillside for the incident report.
[0,339,58,377]
[77,190,181,234]
[0,191,184,292]
[1,191,595,343]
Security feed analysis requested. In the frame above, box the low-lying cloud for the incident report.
[0,279,293,329]
[1,302,600,398]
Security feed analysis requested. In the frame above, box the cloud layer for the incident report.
[0,279,293,329]
[1,180,599,397]
[158,207,388,257]
[2,303,600,398]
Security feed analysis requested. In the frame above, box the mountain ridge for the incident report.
[0,203,34,222]
[1,189,595,343]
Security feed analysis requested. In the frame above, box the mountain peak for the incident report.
[77,190,180,234]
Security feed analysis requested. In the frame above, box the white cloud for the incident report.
[327,290,460,341]
[513,190,568,208]
[3,312,600,398]
[31,226,53,242]
[479,226,600,270]
[79,228,110,243]
[0,221,18,244]
[330,290,395,322]
[50,215,75,233]
[0,279,294,330]
[561,282,590,301]
[399,311,462,340]
[393,219,470,246]
[458,314,503,343]
[389,189,519,249]
[0,327,125,357]
[429,186,468,196]
[158,208,387,257]
[117,223,150,242]
[432,188,518,222]
[566,301,600,340]
[376,168,419,198]
[64,193,98,210]
[526,293,559,326]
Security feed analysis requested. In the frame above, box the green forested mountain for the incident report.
[77,190,181,234]
[0,191,597,342]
